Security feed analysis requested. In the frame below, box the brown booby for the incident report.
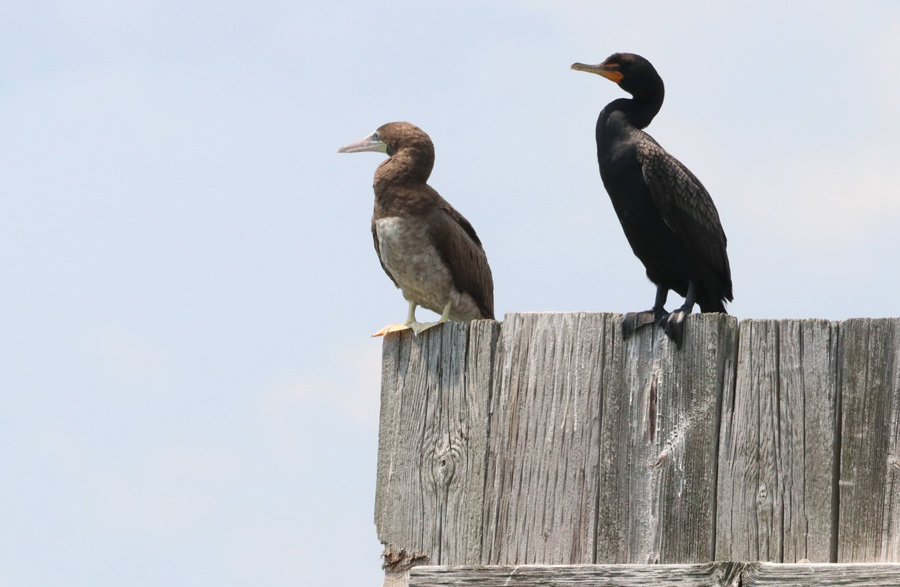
[571,53,732,347]
[338,122,495,336]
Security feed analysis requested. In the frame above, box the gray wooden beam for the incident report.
[409,562,743,586]
[481,313,610,565]
[407,563,900,586]
[716,319,839,562]
[595,313,737,563]
[376,321,500,566]
[837,318,900,563]
[743,562,900,585]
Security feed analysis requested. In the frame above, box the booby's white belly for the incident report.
[374,217,481,320]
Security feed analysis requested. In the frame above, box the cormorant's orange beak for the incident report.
[571,62,624,84]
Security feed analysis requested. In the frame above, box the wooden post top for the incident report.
[374,314,900,584]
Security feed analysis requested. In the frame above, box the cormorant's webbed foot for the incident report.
[661,282,697,349]
[622,286,670,340]
[663,311,687,348]
[622,306,668,340]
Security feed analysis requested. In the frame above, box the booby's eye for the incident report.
[372,131,381,141]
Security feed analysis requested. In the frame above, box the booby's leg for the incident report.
[405,299,418,325]
[663,281,696,348]
[622,285,669,339]
[409,301,451,336]
[371,300,417,337]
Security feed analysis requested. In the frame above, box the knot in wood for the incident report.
[431,444,460,485]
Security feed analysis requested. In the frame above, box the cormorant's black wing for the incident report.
[427,189,495,319]
[636,138,732,293]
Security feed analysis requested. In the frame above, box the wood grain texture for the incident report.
[744,562,900,586]
[481,313,610,565]
[716,320,839,562]
[382,570,409,587]
[374,313,900,581]
[837,318,900,562]
[408,563,744,586]
[405,563,900,586]
[595,313,737,564]
[376,320,500,566]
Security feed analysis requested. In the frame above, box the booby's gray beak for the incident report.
[338,131,388,154]
[571,62,624,84]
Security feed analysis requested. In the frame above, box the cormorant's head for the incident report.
[338,121,434,158]
[571,52,664,99]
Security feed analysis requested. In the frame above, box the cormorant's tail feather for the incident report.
[697,289,729,314]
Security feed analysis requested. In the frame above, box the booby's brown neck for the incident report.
[372,147,438,217]
[374,146,434,189]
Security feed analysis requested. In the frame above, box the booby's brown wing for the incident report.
[636,138,732,295]
[371,220,400,288]
[427,193,495,319]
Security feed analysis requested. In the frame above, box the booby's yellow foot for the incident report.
[371,323,412,337]
[409,320,444,336]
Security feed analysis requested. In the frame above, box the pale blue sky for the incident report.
[1,2,899,585]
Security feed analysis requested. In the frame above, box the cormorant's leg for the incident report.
[409,301,451,336]
[372,300,418,337]
[663,281,696,348]
[622,285,670,339]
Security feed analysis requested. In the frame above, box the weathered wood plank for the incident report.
[716,319,839,562]
[376,321,500,566]
[777,320,841,561]
[744,562,900,585]
[407,563,900,586]
[409,563,744,586]
[375,312,900,582]
[837,318,900,562]
[595,313,736,563]
[481,313,609,565]
[408,562,900,587]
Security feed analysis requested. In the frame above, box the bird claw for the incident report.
[663,310,687,348]
[622,307,688,347]
[623,306,670,340]
[653,310,670,328]
[409,320,444,336]
[371,318,447,338]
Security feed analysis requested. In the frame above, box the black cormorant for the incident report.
[338,122,495,336]
[571,53,732,347]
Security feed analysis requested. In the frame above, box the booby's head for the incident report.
[571,52,664,100]
[338,122,434,158]
[339,121,435,182]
